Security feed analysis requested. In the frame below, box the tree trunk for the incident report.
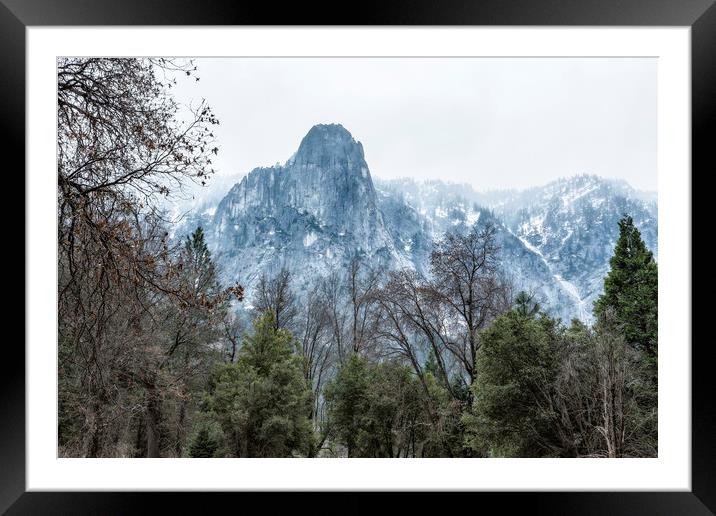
[145,387,161,458]
[134,414,146,458]
[85,398,104,457]
[174,352,190,457]
[175,396,187,457]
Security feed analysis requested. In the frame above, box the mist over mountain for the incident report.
[176,124,657,323]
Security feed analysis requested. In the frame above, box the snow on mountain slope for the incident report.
[483,174,658,321]
[177,127,657,324]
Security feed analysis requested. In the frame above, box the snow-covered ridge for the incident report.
[175,127,657,324]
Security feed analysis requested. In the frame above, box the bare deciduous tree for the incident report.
[319,270,349,364]
[549,311,654,458]
[254,267,298,331]
[57,58,242,457]
[347,258,382,355]
[427,222,509,386]
[222,312,243,363]
[298,289,334,417]
[376,269,455,398]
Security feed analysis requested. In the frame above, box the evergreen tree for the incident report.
[180,227,221,302]
[325,355,427,457]
[593,217,659,455]
[594,216,658,365]
[159,226,227,457]
[420,370,467,458]
[324,354,370,457]
[360,361,424,457]
[463,309,561,457]
[188,425,222,458]
[205,312,314,457]
[514,291,540,317]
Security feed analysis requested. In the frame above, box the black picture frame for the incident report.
[5,0,712,513]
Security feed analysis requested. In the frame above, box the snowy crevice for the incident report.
[515,234,589,322]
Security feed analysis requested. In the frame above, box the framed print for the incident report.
[6,0,714,512]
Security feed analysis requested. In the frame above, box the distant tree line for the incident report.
[58,58,657,458]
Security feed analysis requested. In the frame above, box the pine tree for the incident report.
[205,312,314,457]
[162,227,226,457]
[324,354,370,457]
[181,226,221,301]
[514,291,540,317]
[594,216,658,361]
[463,309,561,457]
[325,355,427,457]
[188,426,221,458]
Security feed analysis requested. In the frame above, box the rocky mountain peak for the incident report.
[290,124,367,172]
[205,124,397,293]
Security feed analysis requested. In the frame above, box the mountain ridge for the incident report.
[177,124,657,323]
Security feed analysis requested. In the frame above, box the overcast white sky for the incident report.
[172,57,656,192]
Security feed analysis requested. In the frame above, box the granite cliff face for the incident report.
[185,124,657,323]
[207,124,401,292]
